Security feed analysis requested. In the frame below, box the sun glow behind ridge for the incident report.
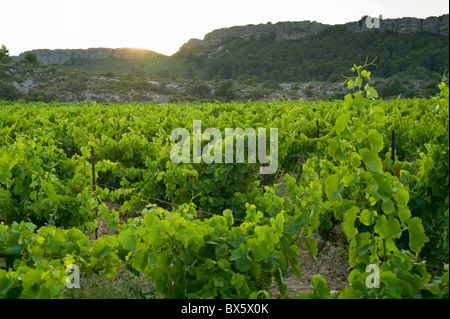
[1,0,448,56]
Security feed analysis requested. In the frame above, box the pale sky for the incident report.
[1,0,448,56]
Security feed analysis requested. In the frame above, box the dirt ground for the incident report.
[271,241,350,298]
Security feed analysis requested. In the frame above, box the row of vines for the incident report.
[0,64,448,298]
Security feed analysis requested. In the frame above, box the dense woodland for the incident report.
[180,26,449,84]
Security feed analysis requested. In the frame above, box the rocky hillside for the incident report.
[2,14,447,104]
[0,57,441,104]
[12,48,163,65]
[13,14,448,68]
[180,14,448,50]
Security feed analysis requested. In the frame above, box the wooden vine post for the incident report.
[260,135,267,190]
[91,146,99,239]
[391,130,395,163]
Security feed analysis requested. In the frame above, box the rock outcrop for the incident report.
[181,21,331,50]
[13,48,161,65]
[346,14,449,36]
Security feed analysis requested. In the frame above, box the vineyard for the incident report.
[0,65,448,299]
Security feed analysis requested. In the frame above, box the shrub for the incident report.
[188,78,211,98]
[215,79,238,101]
[0,80,19,100]
[248,87,264,100]
[25,90,55,102]
[65,79,87,93]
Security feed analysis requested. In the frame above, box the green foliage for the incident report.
[403,80,449,264]
[0,64,448,299]
[296,275,331,299]
[24,90,55,102]
[314,62,447,298]
[185,29,448,84]
[0,137,104,228]
[0,198,309,299]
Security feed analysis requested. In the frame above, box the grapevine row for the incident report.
[0,63,448,298]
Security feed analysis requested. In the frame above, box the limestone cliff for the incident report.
[13,48,161,65]
[181,21,330,50]
[345,14,449,36]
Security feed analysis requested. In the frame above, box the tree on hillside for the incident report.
[24,52,39,65]
[0,44,10,61]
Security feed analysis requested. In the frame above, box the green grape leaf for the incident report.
[347,80,355,89]
[337,287,362,299]
[406,217,429,255]
[397,206,411,226]
[132,249,149,272]
[343,93,354,109]
[360,148,382,173]
[249,238,269,262]
[371,172,394,200]
[0,270,13,296]
[365,84,378,99]
[374,215,401,240]
[310,274,331,299]
[20,268,42,299]
[359,209,377,226]
[371,106,384,123]
[231,273,250,297]
[349,233,374,267]
[328,137,339,158]
[367,129,384,153]
[353,91,367,110]
[380,270,402,297]
[343,207,359,241]
[230,246,251,272]
[350,152,362,168]
[327,137,348,161]
[335,114,349,136]
[361,70,371,80]
[325,174,343,200]
[93,238,112,258]
[382,199,395,215]
[118,229,137,251]
[4,244,22,256]
[302,237,317,260]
